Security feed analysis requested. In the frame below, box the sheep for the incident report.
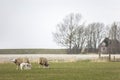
[20,62,32,70]
[38,57,49,68]
[11,57,30,70]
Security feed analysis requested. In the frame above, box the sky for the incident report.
[0,0,120,49]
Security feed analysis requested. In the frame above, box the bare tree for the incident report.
[72,24,86,53]
[117,23,120,41]
[108,22,120,54]
[53,13,82,54]
[109,22,120,41]
[109,22,117,40]
[86,22,104,52]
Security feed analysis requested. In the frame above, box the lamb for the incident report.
[38,57,49,68]
[11,57,30,70]
[20,62,32,70]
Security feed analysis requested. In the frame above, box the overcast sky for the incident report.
[0,0,120,49]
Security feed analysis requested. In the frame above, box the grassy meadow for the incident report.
[0,62,120,80]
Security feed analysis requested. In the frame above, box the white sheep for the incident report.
[38,57,49,68]
[11,57,30,70]
[20,62,32,70]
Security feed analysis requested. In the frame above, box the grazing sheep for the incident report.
[11,57,30,70]
[38,57,49,68]
[20,62,32,70]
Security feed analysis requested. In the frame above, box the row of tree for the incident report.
[53,13,120,54]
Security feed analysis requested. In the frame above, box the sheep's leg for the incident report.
[20,65,23,70]
[16,65,19,70]
[43,65,46,68]
[39,65,41,68]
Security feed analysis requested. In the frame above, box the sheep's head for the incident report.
[11,59,17,63]
[27,64,32,69]
[45,63,49,67]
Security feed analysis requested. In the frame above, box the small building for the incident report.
[98,38,120,55]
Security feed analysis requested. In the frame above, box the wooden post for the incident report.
[113,56,115,61]
[99,52,101,58]
[109,53,111,61]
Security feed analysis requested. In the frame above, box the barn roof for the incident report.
[98,38,120,54]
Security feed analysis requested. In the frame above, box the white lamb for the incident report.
[20,63,32,70]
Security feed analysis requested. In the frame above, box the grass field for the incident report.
[0,62,120,80]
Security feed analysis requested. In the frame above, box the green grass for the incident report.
[0,62,120,80]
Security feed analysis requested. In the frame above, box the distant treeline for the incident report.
[0,49,66,54]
